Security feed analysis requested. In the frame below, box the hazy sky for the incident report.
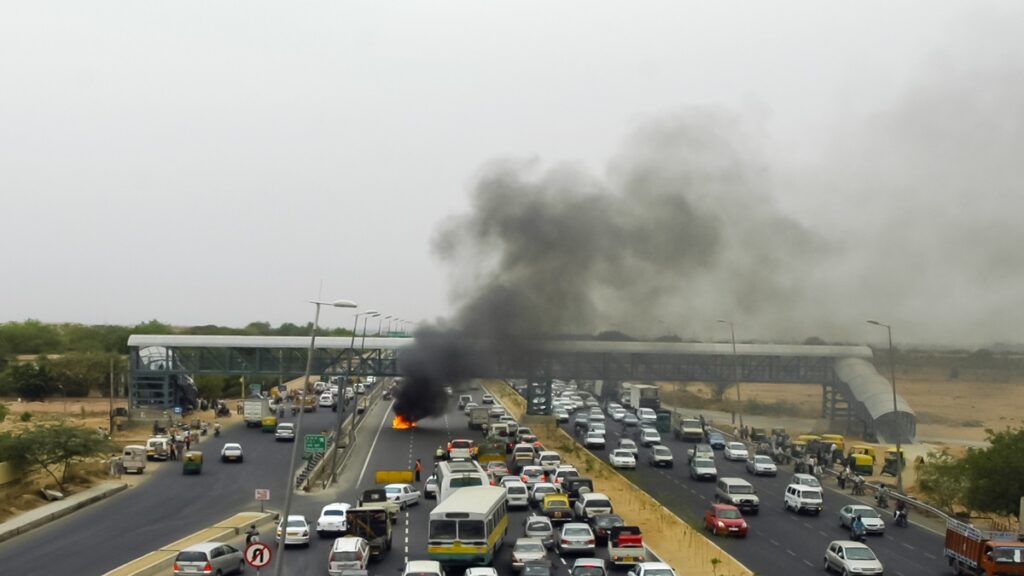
[2,2,1022,345]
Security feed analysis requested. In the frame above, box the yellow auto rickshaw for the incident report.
[796,434,822,444]
[261,415,278,433]
[847,444,877,475]
[821,434,845,452]
[790,440,807,459]
[182,451,203,475]
[881,448,906,477]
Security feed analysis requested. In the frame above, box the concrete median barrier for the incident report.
[101,511,278,576]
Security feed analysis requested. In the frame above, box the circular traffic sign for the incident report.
[244,542,272,568]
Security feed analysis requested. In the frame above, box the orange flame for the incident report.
[392,415,417,429]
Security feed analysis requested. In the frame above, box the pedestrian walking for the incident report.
[838,466,848,489]
[185,435,191,451]
[109,455,120,478]
[169,441,177,461]
[415,459,422,482]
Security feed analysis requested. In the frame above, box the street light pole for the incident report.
[868,319,903,493]
[273,298,355,576]
[717,319,742,430]
[326,309,371,486]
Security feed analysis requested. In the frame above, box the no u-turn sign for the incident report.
[245,542,272,568]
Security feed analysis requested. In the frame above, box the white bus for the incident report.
[428,486,508,567]
[435,460,489,502]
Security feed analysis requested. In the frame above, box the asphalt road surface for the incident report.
[0,398,359,575]
[555,403,950,576]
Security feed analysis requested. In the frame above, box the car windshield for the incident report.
[323,509,345,516]
[728,443,745,450]
[429,519,457,540]
[855,508,879,518]
[717,508,742,519]
[508,486,527,494]
[613,451,631,458]
[515,542,545,553]
[524,469,542,477]
[991,547,1024,563]
[586,499,611,508]
[176,551,208,562]
[527,520,550,531]
[730,485,754,494]
[286,519,305,528]
[654,447,670,454]
[755,456,772,464]
[845,547,877,561]
[572,569,604,576]
[452,440,471,448]
[385,487,402,495]
[596,516,623,528]
[524,565,552,576]
[563,527,590,537]
[695,459,714,467]
[545,500,568,509]
[451,477,483,488]
[644,570,674,576]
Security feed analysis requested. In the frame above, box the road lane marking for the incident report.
[902,542,915,550]
[923,552,937,559]
[357,398,395,487]
[803,559,813,567]
[786,549,796,556]
[769,539,779,546]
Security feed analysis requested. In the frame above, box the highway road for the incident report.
[550,395,950,576]
[0,397,360,575]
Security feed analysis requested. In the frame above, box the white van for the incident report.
[784,483,824,515]
[715,477,759,514]
[504,481,530,508]
[792,473,821,488]
[328,536,370,574]
[535,451,562,473]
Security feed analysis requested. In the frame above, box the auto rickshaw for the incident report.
[789,439,807,459]
[182,451,203,475]
[796,434,821,444]
[881,448,906,477]
[261,415,278,433]
[847,444,877,475]
[820,434,845,452]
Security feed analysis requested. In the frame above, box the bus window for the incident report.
[429,519,457,540]
[459,520,485,540]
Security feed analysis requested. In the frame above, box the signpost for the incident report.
[245,542,272,573]
[255,488,270,512]
[173,406,182,415]
[249,383,262,397]
[304,434,326,454]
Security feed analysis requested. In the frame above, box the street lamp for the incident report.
[717,319,743,430]
[325,308,375,487]
[867,319,903,493]
[274,298,356,576]
[376,314,387,336]
[360,310,380,349]
[383,315,393,336]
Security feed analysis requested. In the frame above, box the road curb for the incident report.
[0,481,128,544]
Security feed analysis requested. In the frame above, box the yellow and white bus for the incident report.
[435,459,489,502]
[427,486,508,566]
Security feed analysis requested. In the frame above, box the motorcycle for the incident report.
[894,508,909,527]
[291,406,299,416]
[875,491,889,509]
[214,423,221,437]
[850,523,867,543]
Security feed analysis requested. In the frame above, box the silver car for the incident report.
[838,505,886,534]
[823,540,884,575]
[557,522,596,554]
[689,458,718,481]
[173,542,244,576]
[523,515,555,548]
[512,537,548,571]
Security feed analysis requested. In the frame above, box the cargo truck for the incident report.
[673,417,705,442]
[944,518,1024,575]
[608,525,646,566]
[356,488,400,524]
[629,384,661,410]
[243,398,271,427]
[346,507,393,559]
[468,406,490,430]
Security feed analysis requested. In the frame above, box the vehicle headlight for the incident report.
[717,521,725,529]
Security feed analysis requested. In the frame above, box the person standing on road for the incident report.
[185,434,191,451]
[415,459,422,482]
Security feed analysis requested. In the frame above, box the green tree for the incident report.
[2,423,113,491]
[132,319,174,335]
[914,449,967,514]
[0,403,8,423]
[49,353,121,397]
[962,427,1024,515]
[8,362,52,400]
[0,320,66,354]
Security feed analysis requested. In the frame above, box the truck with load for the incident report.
[345,507,393,559]
[629,384,661,410]
[944,518,1024,575]
[608,525,645,566]
[356,488,399,524]
[468,406,490,430]
[673,417,705,442]
[302,392,318,412]
[243,398,271,427]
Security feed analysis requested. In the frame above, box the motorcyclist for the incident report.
[876,485,890,508]
[851,515,866,542]
[245,524,259,545]
[894,500,908,526]
[213,422,221,437]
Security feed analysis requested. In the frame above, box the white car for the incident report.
[584,431,606,449]
[640,428,661,447]
[637,407,657,422]
[275,423,295,442]
[505,481,530,508]
[574,492,613,519]
[327,536,369,574]
[838,505,887,534]
[219,443,243,463]
[617,439,639,455]
[384,483,421,509]
[627,562,677,576]
[609,449,637,469]
[823,541,884,575]
[610,408,627,421]
[554,408,570,423]
[724,442,749,461]
[402,560,444,576]
[590,422,607,435]
[277,515,311,546]
[316,502,351,536]
[318,393,335,407]
[424,475,438,499]
[745,455,777,476]
[529,482,559,507]
[465,569,500,576]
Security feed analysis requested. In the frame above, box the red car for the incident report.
[704,504,748,537]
